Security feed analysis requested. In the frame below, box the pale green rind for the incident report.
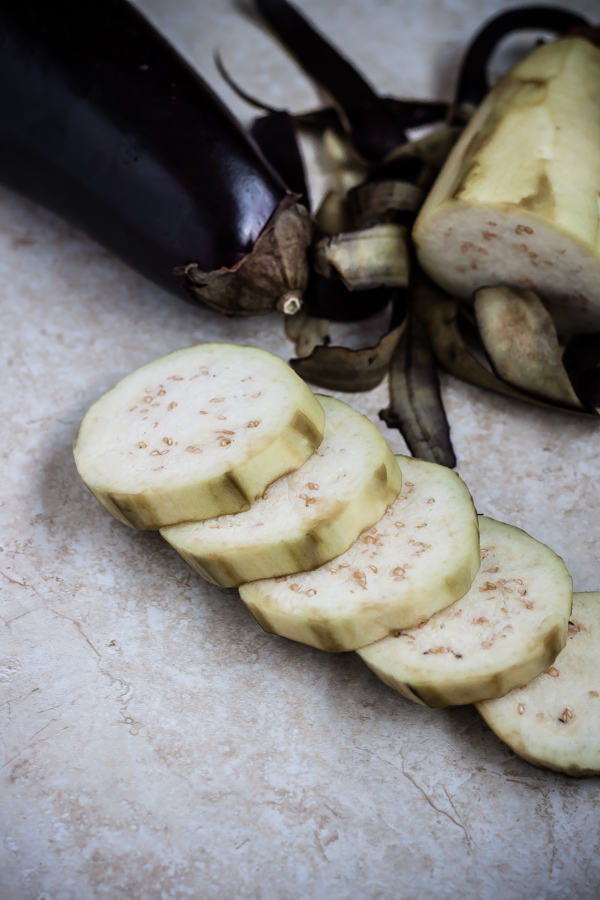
[477,592,600,777]
[358,517,572,707]
[161,396,402,587]
[239,455,480,652]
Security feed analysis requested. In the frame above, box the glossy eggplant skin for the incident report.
[0,0,290,301]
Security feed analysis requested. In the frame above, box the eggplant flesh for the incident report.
[0,0,310,314]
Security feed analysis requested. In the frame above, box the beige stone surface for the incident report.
[1,2,600,899]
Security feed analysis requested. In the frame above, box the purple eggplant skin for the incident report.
[0,0,311,314]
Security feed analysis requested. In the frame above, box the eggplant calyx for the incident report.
[179,195,313,316]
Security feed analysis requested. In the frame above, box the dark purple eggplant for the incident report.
[452,6,589,119]
[0,0,312,315]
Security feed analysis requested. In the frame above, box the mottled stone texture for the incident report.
[1,2,600,899]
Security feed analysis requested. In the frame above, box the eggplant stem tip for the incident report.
[278,292,303,315]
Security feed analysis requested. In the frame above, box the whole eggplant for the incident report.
[0,0,312,315]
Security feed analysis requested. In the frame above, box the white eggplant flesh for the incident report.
[239,455,480,652]
[413,38,600,335]
[477,592,600,777]
[74,343,325,530]
[160,395,402,587]
[358,517,572,707]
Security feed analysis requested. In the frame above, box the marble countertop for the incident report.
[2,2,599,898]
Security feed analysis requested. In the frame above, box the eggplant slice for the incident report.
[74,343,325,530]
[161,395,402,587]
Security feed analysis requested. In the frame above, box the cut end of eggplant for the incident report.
[180,196,313,316]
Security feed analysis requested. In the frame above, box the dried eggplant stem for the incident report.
[380,308,456,468]
[474,286,583,408]
[313,224,410,290]
[290,293,408,392]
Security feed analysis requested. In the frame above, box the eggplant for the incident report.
[0,0,312,315]
[414,35,600,336]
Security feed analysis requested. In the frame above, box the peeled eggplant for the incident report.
[0,0,312,315]
[414,37,600,335]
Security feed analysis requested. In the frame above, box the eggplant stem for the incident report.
[278,291,303,315]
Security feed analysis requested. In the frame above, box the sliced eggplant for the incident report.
[160,395,402,587]
[74,344,325,530]
[239,454,480,652]
[0,0,312,315]
[358,517,572,708]
[477,592,600,777]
